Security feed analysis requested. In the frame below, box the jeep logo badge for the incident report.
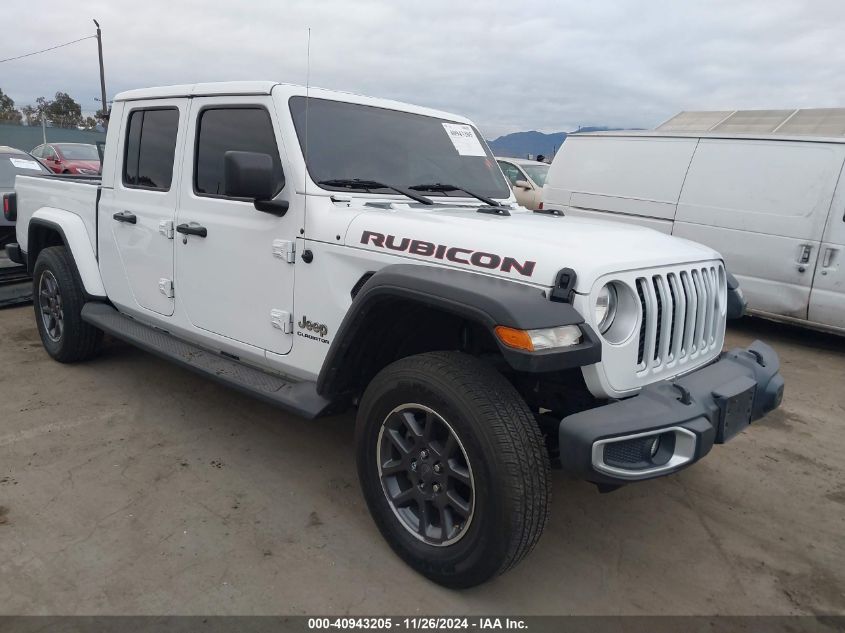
[297,315,328,338]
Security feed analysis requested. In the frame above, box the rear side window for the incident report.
[194,107,283,197]
[123,108,179,190]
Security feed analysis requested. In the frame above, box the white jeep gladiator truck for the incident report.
[3,81,784,588]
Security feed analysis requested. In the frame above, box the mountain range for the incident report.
[487,127,625,159]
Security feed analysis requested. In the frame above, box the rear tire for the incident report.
[355,351,550,588]
[33,246,102,363]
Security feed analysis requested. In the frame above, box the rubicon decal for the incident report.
[360,231,536,277]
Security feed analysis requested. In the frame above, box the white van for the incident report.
[544,124,845,334]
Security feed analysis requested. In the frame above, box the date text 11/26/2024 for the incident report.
[307,617,528,630]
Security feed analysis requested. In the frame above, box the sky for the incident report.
[2,0,844,139]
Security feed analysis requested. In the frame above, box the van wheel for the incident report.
[355,351,550,588]
[33,246,102,363]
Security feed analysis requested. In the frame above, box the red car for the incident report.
[31,142,101,175]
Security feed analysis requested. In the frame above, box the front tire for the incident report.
[33,246,102,363]
[356,351,550,588]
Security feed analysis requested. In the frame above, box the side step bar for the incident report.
[81,302,335,419]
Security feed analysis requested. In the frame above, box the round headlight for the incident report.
[595,283,618,333]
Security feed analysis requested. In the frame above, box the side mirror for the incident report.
[514,179,531,190]
[223,150,288,216]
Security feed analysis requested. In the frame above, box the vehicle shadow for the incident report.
[728,314,845,354]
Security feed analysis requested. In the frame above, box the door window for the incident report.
[122,108,180,190]
[194,107,284,198]
[497,161,523,186]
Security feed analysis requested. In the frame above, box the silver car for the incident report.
[1,146,49,246]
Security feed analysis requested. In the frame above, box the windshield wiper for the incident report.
[408,183,502,207]
[317,179,433,205]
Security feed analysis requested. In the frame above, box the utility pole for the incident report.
[93,19,108,128]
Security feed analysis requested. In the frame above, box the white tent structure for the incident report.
[657,108,845,137]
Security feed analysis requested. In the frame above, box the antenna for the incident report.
[303,27,311,221]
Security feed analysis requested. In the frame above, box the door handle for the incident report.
[176,223,208,238]
[113,211,137,224]
[822,247,837,268]
[798,244,813,264]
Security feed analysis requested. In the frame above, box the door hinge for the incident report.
[272,239,296,263]
[159,220,174,239]
[270,309,293,333]
[159,278,174,298]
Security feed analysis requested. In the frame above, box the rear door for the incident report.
[673,139,845,320]
[98,99,186,316]
[809,160,845,329]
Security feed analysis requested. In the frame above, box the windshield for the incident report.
[522,164,549,187]
[55,144,100,161]
[289,97,510,200]
[0,154,48,188]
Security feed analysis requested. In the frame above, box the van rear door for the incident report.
[673,139,845,320]
[809,160,845,329]
[544,135,697,234]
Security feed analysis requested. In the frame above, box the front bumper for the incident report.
[558,340,784,485]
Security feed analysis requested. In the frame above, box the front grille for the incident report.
[636,282,647,365]
[635,264,724,374]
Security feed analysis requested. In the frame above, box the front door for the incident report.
[497,160,534,208]
[809,163,845,329]
[175,97,296,354]
[99,100,185,316]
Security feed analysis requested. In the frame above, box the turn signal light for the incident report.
[494,324,582,352]
[494,326,535,351]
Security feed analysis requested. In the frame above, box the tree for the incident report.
[95,108,110,127]
[0,88,22,124]
[19,93,84,128]
[21,96,48,126]
[80,116,99,130]
[43,92,83,128]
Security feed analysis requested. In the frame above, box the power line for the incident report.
[0,35,96,64]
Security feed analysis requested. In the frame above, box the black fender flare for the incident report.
[316,264,601,397]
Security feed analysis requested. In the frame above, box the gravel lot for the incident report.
[0,304,843,615]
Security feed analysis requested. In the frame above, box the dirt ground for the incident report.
[0,304,843,615]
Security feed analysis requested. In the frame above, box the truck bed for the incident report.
[14,175,101,257]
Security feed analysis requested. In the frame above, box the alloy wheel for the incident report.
[377,404,475,546]
[38,270,64,342]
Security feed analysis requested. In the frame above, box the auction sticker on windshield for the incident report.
[9,158,43,170]
[442,123,486,157]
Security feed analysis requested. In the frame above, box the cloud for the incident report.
[1,0,843,138]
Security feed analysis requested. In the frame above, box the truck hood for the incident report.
[345,204,721,291]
